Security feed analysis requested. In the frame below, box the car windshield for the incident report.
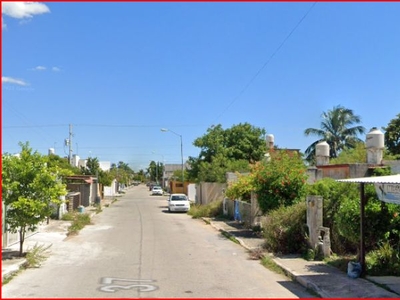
[171,195,187,201]
[153,187,161,190]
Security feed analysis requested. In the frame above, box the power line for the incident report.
[213,2,317,122]
[3,123,205,129]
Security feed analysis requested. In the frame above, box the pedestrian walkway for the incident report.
[205,217,400,298]
[2,197,115,282]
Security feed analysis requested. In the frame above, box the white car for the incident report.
[151,186,163,196]
[168,194,190,212]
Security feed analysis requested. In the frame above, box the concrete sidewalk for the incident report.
[2,197,116,282]
[205,217,400,298]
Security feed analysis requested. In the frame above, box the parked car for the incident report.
[151,186,163,196]
[168,193,190,212]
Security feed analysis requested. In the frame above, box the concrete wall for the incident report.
[383,160,400,174]
[103,179,118,197]
[196,182,226,205]
[307,163,370,182]
[187,184,196,202]
[222,193,262,228]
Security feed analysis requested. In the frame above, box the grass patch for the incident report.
[95,205,103,214]
[112,198,118,203]
[25,243,52,268]
[62,211,92,236]
[188,200,223,219]
[261,255,286,275]
[2,269,22,285]
[221,231,240,244]
[324,254,356,273]
[61,211,75,221]
[3,243,52,285]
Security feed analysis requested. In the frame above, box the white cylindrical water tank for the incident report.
[316,141,330,166]
[316,141,330,157]
[266,134,274,149]
[366,127,384,149]
[366,127,384,164]
[48,148,55,155]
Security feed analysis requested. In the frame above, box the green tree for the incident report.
[330,142,367,164]
[188,123,267,182]
[110,161,135,186]
[147,161,164,184]
[133,169,146,182]
[304,105,366,162]
[81,157,113,187]
[225,172,253,202]
[251,150,308,213]
[47,154,81,188]
[2,142,67,256]
[81,157,100,175]
[383,113,400,157]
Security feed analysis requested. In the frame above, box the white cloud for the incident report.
[2,2,50,19]
[2,76,28,86]
[29,65,61,72]
[34,65,46,71]
[2,17,6,29]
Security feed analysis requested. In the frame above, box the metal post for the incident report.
[161,128,185,193]
[360,183,366,277]
[156,161,159,185]
[180,134,184,189]
[69,124,73,165]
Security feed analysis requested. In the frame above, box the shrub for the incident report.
[188,200,223,219]
[306,178,397,255]
[225,173,253,202]
[262,201,308,254]
[334,196,396,253]
[61,212,75,221]
[252,150,308,214]
[366,241,400,276]
[25,243,52,268]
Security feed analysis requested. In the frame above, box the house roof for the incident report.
[336,174,400,184]
[66,175,96,184]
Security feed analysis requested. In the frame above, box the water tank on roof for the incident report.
[316,141,330,157]
[266,134,274,149]
[315,141,330,166]
[48,148,55,155]
[366,127,384,165]
[366,127,384,149]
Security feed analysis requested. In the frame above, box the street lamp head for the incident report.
[160,128,168,132]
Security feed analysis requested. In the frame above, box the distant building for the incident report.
[99,161,111,171]
[77,159,111,171]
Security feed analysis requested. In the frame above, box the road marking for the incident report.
[99,277,158,293]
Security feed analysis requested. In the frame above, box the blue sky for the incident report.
[2,2,400,171]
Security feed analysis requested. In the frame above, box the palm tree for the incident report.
[304,105,366,162]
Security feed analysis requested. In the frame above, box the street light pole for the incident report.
[161,128,184,192]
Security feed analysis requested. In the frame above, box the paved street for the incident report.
[2,185,314,298]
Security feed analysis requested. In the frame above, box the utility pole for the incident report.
[69,124,73,165]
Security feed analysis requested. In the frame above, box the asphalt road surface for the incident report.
[2,185,315,298]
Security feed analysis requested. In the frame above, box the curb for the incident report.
[2,259,27,282]
[2,198,116,283]
[270,256,327,298]
[203,217,326,297]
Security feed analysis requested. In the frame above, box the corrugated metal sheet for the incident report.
[336,174,400,184]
